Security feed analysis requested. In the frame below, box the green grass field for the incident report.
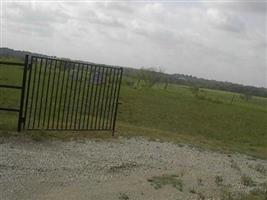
[117,83,267,158]
[1,57,267,159]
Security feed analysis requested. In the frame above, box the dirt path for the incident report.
[0,137,266,200]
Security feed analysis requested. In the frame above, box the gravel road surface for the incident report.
[0,137,266,200]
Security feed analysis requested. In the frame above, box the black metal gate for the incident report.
[1,55,123,134]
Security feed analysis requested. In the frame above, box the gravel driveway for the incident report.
[0,137,266,200]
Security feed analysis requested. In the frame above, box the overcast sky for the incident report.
[1,0,266,87]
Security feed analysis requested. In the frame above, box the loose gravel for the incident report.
[0,137,266,200]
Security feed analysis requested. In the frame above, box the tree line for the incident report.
[1,47,266,98]
[123,67,267,98]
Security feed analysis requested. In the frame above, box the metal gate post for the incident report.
[17,55,29,132]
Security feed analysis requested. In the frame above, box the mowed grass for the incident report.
[0,57,23,130]
[117,84,267,158]
[1,57,267,159]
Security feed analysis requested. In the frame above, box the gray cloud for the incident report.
[238,1,267,13]
[2,1,266,87]
[202,1,267,14]
[3,2,68,37]
[95,1,136,14]
[207,9,246,33]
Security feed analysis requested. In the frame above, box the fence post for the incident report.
[17,55,29,132]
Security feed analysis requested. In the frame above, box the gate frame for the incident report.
[0,55,122,134]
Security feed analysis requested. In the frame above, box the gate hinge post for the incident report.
[17,55,29,132]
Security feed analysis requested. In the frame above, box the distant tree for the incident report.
[134,67,161,88]
[157,67,169,90]
[230,95,235,104]
[145,67,161,87]
[125,79,135,87]
[240,93,252,102]
[190,86,200,97]
[2,47,267,98]
[130,69,142,89]
[163,76,169,90]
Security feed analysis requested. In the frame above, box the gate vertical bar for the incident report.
[17,55,29,132]
[112,68,123,136]
[42,58,53,127]
[98,67,109,130]
[84,65,95,129]
[94,66,104,129]
[109,69,120,129]
[23,56,33,129]
[32,58,43,128]
[101,68,112,129]
[27,57,38,128]
[56,61,67,129]
[78,64,89,129]
[105,68,116,129]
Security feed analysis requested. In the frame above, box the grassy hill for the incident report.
[0,56,267,159]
